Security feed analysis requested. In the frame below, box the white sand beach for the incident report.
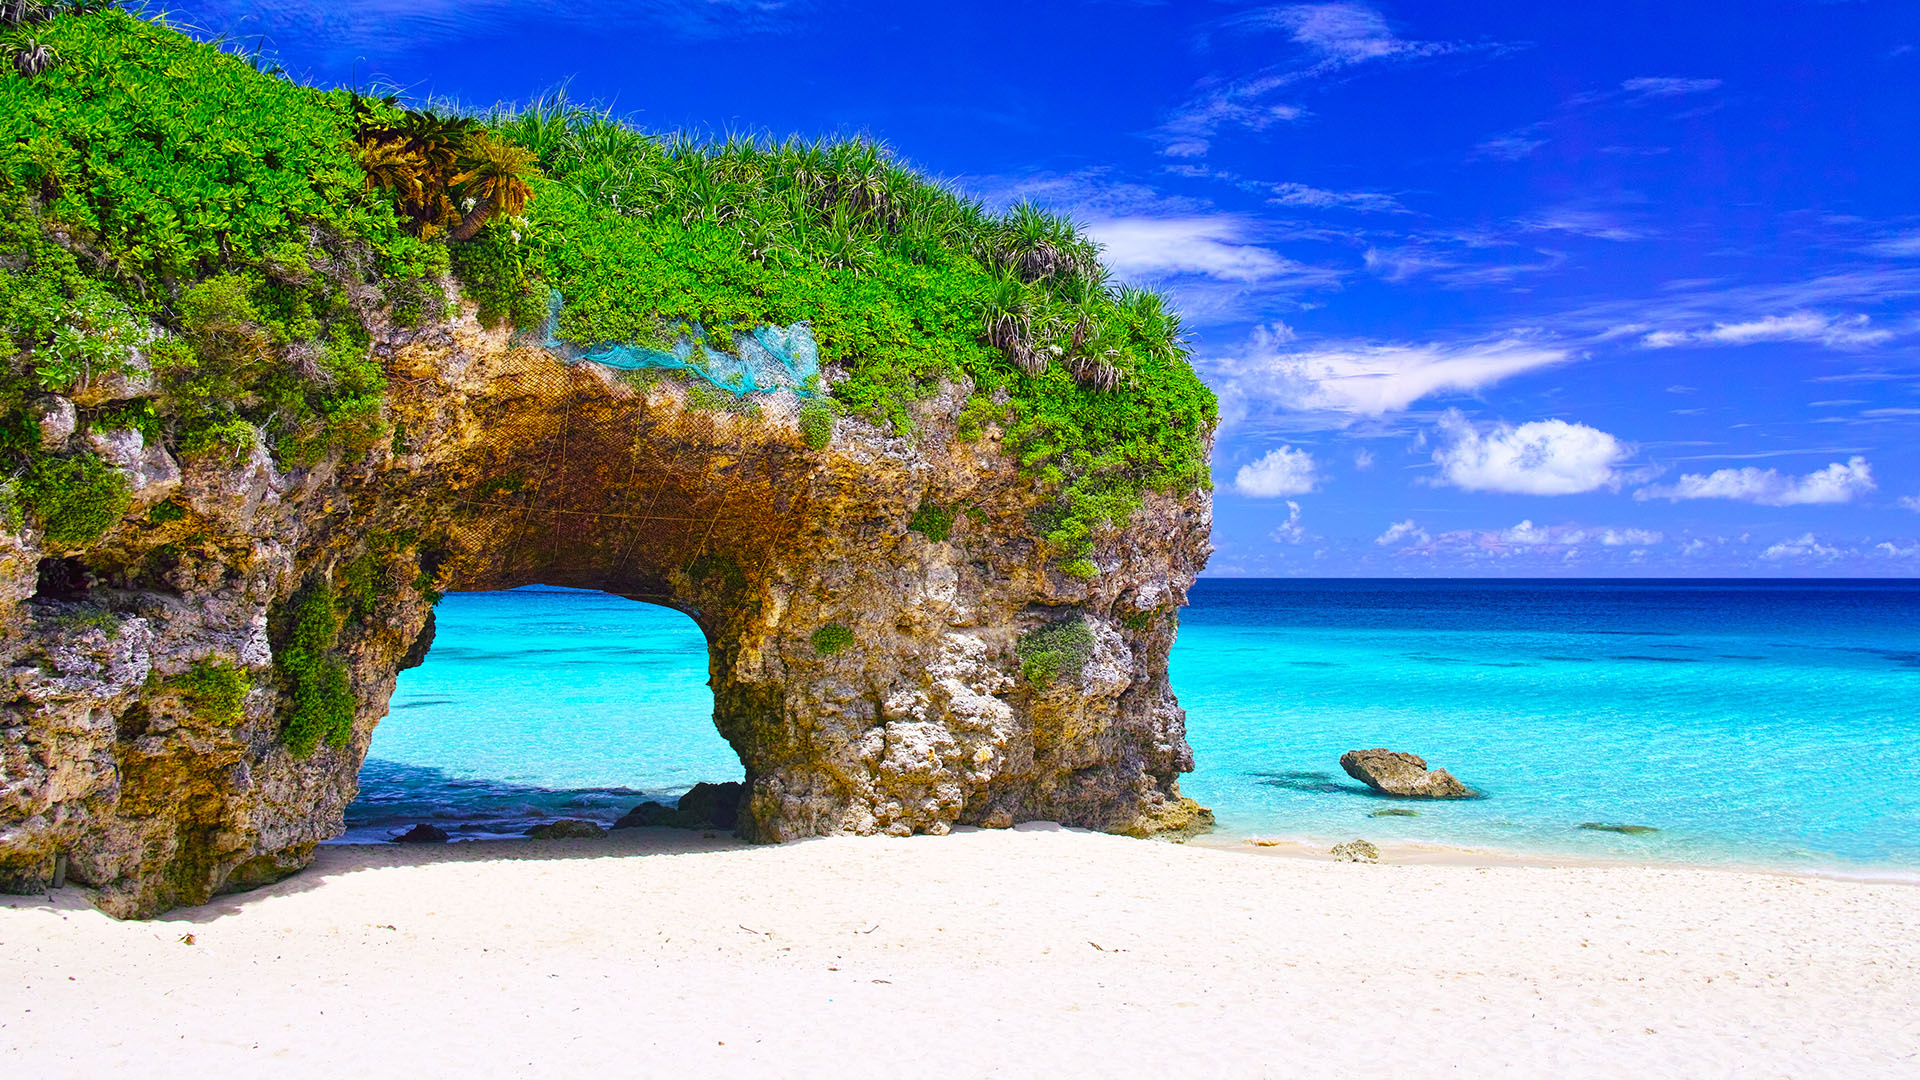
[3,827,1915,1078]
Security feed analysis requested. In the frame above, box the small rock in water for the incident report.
[525,819,604,840]
[612,781,746,830]
[1369,808,1419,818]
[1578,822,1659,836]
[392,823,450,844]
[1329,839,1379,863]
[1339,748,1475,798]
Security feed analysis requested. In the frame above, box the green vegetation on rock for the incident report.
[20,450,129,546]
[166,659,252,727]
[273,578,355,756]
[0,9,1212,571]
[1016,617,1094,689]
[907,501,957,542]
[810,622,854,656]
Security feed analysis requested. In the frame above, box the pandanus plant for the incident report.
[6,34,56,75]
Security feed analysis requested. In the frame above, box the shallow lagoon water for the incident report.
[348,580,1920,873]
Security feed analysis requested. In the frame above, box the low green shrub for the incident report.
[169,660,252,726]
[274,578,357,756]
[1016,617,1094,689]
[908,501,957,543]
[797,398,834,449]
[21,451,130,546]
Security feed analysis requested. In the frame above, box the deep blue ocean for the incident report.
[346,580,1920,876]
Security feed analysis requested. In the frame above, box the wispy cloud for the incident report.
[1270,500,1309,543]
[1086,216,1342,287]
[1382,519,1666,557]
[1269,182,1404,213]
[1233,445,1320,497]
[1636,457,1876,506]
[1429,410,1632,495]
[1619,76,1723,100]
[1162,3,1481,155]
[1206,328,1574,424]
[1900,495,1920,512]
[1867,231,1920,258]
[1640,312,1896,350]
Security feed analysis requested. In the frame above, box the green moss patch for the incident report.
[810,622,854,656]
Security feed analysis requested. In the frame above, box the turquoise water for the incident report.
[349,581,1920,874]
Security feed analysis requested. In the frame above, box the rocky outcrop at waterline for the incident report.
[1339,749,1475,799]
[0,305,1213,917]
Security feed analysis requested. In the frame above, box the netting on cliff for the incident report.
[525,290,821,397]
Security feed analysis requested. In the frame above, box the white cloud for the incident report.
[1868,231,1920,258]
[1474,131,1545,161]
[1501,520,1556,545]
[1641,312,1895,350]
[1600,528,1664,546]
[1271,501,1308,543]
[1085,217,1335,286]
[1621,76,1723,99]
[1900,495,1920,512]
[1681,538,1712,556]
[1353,448,1376,470]
[1269,182,1403,213]
[1878,540,1920,558]
[1376,519,1428,546]
[1430,410,1631,495]
[1763,534,1842,561]
[1636,457,1876,506]
[1210,329,1573,418]
[1234,446,1320,497]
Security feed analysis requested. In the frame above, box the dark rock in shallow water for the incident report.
[392,824,450,844]
[612,781,747,831]
[1578,822,1659,835]
[1329,839,1379,863]
[612,802,683,829]
[525,819,604,839]
[676,781,745,830]
[1369,808,1419,818]
[1339,748,1474,798]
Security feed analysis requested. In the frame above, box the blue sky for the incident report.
[175,1,1920,576]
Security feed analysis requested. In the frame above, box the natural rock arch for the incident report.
[1,312,1212,917]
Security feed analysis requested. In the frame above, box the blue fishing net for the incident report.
[526,291,820,397]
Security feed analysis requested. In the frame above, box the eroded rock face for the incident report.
[0,303,1213,916]
[1339,748,1474,799]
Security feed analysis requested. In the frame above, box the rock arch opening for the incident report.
[347,586,742,843]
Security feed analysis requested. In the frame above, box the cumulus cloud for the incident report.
[1429,410,1631,495]
[1353,448,1376,470]
[1085,218,1335,286]
[1500,520,1557,545]
[1234,446,1320,497]
[1375,519,1428,546]
[1878,541,1920,559]
[1763,534,1842,561]
[1209,329,1573,419]
[1271,501,1308,543]
[1635,457,1876,506]
[1600,528,1664,546]
[1640,312,1894,350]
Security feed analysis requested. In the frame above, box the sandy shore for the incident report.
[4,827,1915,1077]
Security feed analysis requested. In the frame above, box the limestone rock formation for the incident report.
[1329,840,1379,863]
[1339,749,1474,799]
[0,306,1213,917]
